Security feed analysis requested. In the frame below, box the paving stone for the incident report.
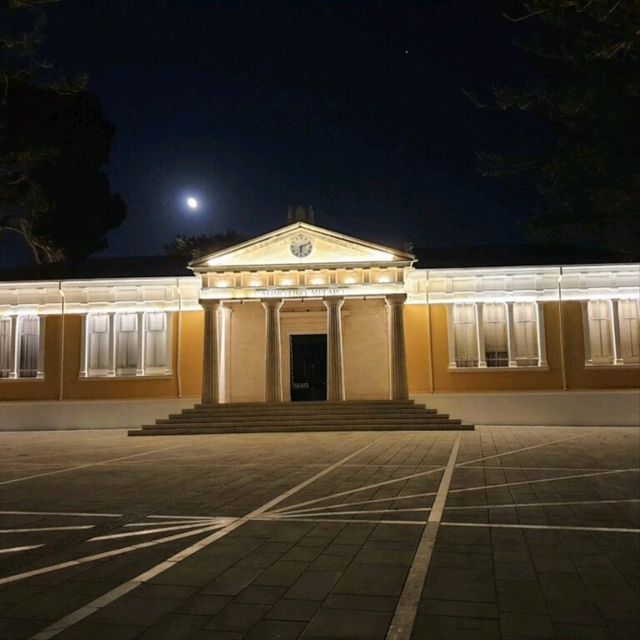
[303,607,392,639]
[553,623,611,639]
[499,611,555,638]
[202,565,266,596]
[309,554,353,571]
[204,602,271,632]
[87,596,179,626]
[266,598,321,621]
[496,580,548,613]
[420,599,498,619]
[176,594,231,616]
[137,614,208,639]
[411,614,501,640]
[431,550,493,570]
[285,571,343,600]
[334,563,408,597]
[323,593,397,612]
[245,619,308,639]
[547,601,607,626]
[237,585,287,605]
[125,583,197,601]
[494,562,538,581]
[55,622,147,640]
[0,617,62,640]
[253,561,310,587]
[538,573,593,603]
[1,592,94,622]
[532,555,577,573]
[422,567,496,603]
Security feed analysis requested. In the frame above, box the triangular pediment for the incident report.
[190,222,414,270]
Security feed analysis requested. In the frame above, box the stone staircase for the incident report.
[128,400,474,436]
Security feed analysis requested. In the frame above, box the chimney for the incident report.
[287,205,316,225]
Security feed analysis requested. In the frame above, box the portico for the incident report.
[190,221,414,403]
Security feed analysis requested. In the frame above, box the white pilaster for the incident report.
[201,301,221,404]
[324,297,345,401]
[262,298,283,402]
[386,294,409,401]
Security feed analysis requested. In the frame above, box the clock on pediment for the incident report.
[290,235,313,258]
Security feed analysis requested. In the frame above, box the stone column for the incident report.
[324,297,345,401]
[201,301,220,404]
[386,294,409,400]
[262,299,283,402]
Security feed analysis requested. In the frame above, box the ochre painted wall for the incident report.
[404,304,431,394]
[1,302,638,403]
[561,302,640,390]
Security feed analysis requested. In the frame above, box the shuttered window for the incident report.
[512,302,539,366]
[453,304,478,368]
[483,303,509,367]
[18,316,40,378]
[116,313,138,373]
[0,317,12,378]
[618,299,640,363]
[587,301,614,364]
[145,312,167,370]
[87,314,110,373]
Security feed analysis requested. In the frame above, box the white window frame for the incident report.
[80,311,172,378]
[582,298,640,367]
[0,314,45,380]
[447,302,546,370]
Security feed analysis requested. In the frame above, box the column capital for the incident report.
[199,299,221,309]
[385,293,407,306]
[323,296,344,309]
[261,298,284,309]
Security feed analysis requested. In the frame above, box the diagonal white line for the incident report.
[29,436,385,640]
[89,522,227,541]
[460,465,625,471]
[386,433,462,640]
[0,526,95,534]
[445,498,640,511]
[456,430,596,467]
[271,507,432,518]
[0,444,192,487]
[441,521,640,534]
[0,510,122,518]
[271,466,445,514]
[0,523,220,587]
[254,515,426,526]
[0,545,44,554]
[273,490,438,515]
[448,468,639,496]
[124,519,229,527]
[146,514,218,520]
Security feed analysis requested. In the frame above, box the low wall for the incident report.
[0,398,199,431]
[414,390,640,427]
[0,390,638,430]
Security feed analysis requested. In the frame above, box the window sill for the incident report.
[585,363,640,370]
[0,375,45,382]
[448,366,549,373]
[79,373,173,381]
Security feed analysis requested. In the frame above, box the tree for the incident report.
[164,231,247,260]
[0,0,126,263]
[473,0,640,258]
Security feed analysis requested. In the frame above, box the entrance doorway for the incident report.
[289,334,327,401]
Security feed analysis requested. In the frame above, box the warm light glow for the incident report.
[216,280,229,288]
[377,276,391,283]
[249,280,262,287]
[343,276,356,284]
[187,197,198,209]
[310,278,325,285]
[280,278,294,286]
[373,251,394,261]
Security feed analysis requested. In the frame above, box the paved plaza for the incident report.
[0,426,638,640]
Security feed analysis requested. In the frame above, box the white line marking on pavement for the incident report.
[255,516,427,526]
[441,521,640,534]
[146,514,218,520]
[273,507,432,518]
[89,522,227,541]
[29,436,384,640]
[0,523,221,587]
[0,510,122,518]
[461,465,626,471]
[271,466,445,515]
[448,468,639,496]
[0,526,95,534]
[0,545,44,554]
[457,430,596,467]
[124,519,229,527]
[445,498,640,511]
[0,444,192,487]
[386,433,462,640]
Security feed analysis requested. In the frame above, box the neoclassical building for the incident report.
[1,220,638,429]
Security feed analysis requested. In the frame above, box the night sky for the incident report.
[4,0,547,266]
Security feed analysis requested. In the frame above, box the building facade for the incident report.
[1,222,638,429]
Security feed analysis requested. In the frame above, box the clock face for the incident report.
[290,235,313,258]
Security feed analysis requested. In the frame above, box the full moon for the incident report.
[186,197,198,209]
